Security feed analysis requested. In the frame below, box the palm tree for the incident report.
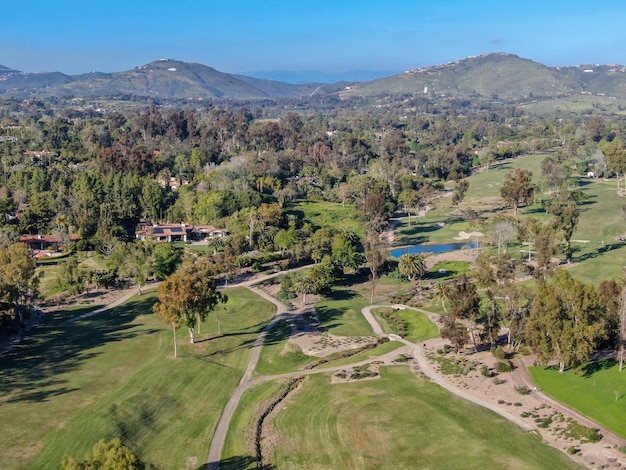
[433,281,451,313]
[246,209,259,250]
[293,273,316,305]
[398,253,426,282]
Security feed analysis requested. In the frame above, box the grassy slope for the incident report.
[0,287,275,470]
[529,361,626,438]
[269,367,581,469]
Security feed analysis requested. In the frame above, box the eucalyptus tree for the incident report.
[500,168,535,216]
[527,270,607,373]
[153,260,227,357]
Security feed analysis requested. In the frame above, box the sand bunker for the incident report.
[454,230,484,240]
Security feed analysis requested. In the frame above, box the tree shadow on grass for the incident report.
[572,242,625,263]
[0,295,157,403]
[579,358,617,378]
[262,318,292,346]
[207,455,273,470]
[315,288,359,331]
[397,223,442,241]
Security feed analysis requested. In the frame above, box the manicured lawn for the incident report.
[0,287,275,470]
[255,319,313,376]
[372,307,439,343]
[315,281,373,337]
[529,360,626,438]
[396,152,626,287]
[267,367,581,469]
[220,380,284,469]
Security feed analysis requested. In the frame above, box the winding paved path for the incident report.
[207,293,626,469]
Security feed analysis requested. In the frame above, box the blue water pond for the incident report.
[390,242,479,258]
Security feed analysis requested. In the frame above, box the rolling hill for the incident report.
[340,53,581,100]
[2,53,626,103]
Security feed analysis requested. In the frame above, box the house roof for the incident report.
[20,234,80,244]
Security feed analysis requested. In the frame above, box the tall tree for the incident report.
[618,282,626,372]
[527,270,607,373]
[292,272,316,305]
[153,260,227,357]
[448,274,481,352]
[0,242,39,327]
[433,281,452,313]
[152,243,183,280]
[364,231,387,304]
[546,188,580,262]
[451,179,469,206]
[500,168,536,216]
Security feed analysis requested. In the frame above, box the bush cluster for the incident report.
[494,360,513,373]
[381,309,408,337]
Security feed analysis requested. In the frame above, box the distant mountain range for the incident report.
[1,53,626,102]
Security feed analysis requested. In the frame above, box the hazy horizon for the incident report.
[2,0,625,76]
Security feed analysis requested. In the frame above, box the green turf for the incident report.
[315,282,373,337]
[529,360,626,438]
[220,380,285,469]
[372,307,439,343]
[255,319,313,375]
[286,199,363,238]
[268,367,581,469]
[0,287,275,470]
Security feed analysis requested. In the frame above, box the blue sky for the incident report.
[3,1,626,76]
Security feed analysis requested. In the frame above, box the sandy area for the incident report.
[416,337,626,469]
[260,276,626,469]
[425,247,479,269]
[454,230,485,240]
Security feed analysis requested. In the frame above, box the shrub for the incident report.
[566,446,580,455]
[481,364,492,377]
[514,384,530,395]
[619,446,626,455]
[562,421,602,443]
[537,416,553,428]
[277,290,296,302]
[493,376,505,385]
[492,346,506,360]
[495,360,513,373]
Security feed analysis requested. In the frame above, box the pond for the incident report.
[390,242,479,258]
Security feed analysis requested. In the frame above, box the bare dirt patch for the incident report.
[421,336,626,469]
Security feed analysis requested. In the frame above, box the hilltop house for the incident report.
[135,224,229,243]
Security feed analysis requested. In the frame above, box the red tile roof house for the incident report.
[135,224,230,243]
[19,234,81,257]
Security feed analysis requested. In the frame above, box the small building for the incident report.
[135,224,190,243]
[135,223,230,243]
[19,233,80,252]
[189,225,230,240]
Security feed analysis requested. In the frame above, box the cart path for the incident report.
[512,355,626,447]
[66,281,162,323]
